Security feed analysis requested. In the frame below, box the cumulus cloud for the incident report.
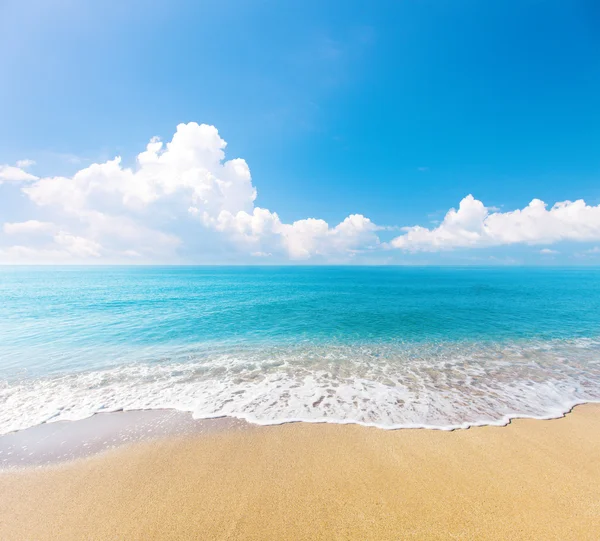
[3,124,599,264]
[539,248,559,255]
[204,208,380,259]
[1,123,382,263]
[392,195,600,252]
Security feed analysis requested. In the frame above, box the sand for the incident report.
[1,405,599,540]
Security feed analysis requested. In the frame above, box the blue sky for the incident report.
[1,0,600,264]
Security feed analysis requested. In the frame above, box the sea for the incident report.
[1,266,600,434]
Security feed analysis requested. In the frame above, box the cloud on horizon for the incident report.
[391,195,600,253]
[1,122,600,264]
[0,123,380,263]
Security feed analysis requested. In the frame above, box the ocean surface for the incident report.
[1,266,600,434]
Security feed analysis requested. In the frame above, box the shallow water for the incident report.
[1,266,600,433]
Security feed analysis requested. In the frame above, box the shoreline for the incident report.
[14,399,596,436]
[0,400,600,473]
[3,399,600,470]
[2,400,600,469]
[4,335,599,438]
[1,404,600,539]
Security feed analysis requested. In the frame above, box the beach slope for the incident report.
[1,405,599,540]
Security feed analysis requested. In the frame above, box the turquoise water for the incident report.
[1,266,600,433]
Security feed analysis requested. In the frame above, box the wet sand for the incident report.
[1,404,599,540]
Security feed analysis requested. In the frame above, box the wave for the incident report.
[2,338,600,435]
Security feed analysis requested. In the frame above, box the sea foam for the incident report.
[2,338,600,435]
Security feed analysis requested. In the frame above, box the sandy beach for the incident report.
[1,404,599,540]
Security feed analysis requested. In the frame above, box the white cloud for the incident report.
[539,248,559,255]
[0,162,38,182]
[0,223,103,263]
[1,122,382,263]
[53,231,102,258]
[205,208,380,259]
[392,195,600,252]
[4,124,600,264]
[3,220,56,235]
[16,159,36,169]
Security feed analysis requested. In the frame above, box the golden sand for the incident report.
[1,404,600,540]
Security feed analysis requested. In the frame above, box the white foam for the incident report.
[2,338,600,435]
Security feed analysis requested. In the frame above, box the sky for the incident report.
[1,0,599,264]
